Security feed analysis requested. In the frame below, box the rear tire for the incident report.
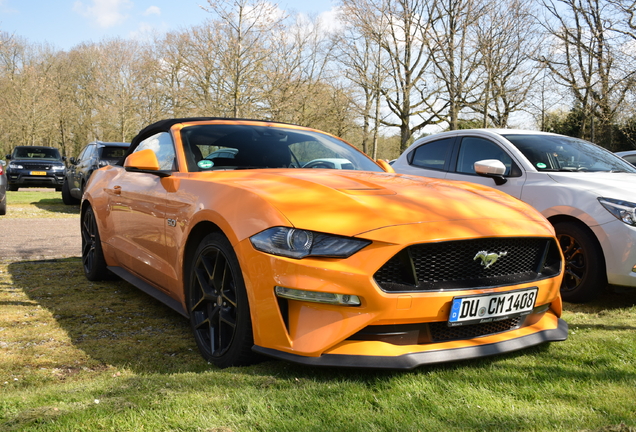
[554,221,606,303]
[0,197,6,215]
[81,205,110,281]
[62,178,80,205]
[186,232,256,368]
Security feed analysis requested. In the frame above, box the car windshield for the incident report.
[503,134,636,173]
[13,147,62,161]
[180,124,383,172]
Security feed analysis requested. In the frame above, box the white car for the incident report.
[616,150,636,166]
[392,129,636,302]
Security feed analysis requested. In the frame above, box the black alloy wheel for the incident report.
[554,221,606,303]
[81,205,109,281]
[187,232,256,368]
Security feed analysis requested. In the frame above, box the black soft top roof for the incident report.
[128,117,222,152]
[121,117,301,166]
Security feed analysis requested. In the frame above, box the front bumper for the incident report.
[235,220,566,366]
[593,219,636,287]
[7,171,65,188]
[254,317,568,369]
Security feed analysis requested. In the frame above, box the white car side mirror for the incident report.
[474,159,507,185]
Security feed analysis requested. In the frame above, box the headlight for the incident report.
[52,165,65,171]
[9,163,23,169]
[599,197,636,226]
[250,227,371,259]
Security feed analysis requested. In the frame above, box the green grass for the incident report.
[0,195,635,431]
[3,190,79,218]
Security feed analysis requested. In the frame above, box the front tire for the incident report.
[554,221,606,303]
[187,232,256,368]
[81,205,110,281]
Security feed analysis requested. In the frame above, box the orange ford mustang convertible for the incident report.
[81,118,568,369]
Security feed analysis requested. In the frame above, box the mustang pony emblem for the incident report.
[474,250,508,269]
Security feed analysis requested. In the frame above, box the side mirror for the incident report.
[124,149,170,177]
[98,160,108,168]
[376,159,395,173]
[69,157,77,165]
[5,155,11,160]
[474,159,507,185]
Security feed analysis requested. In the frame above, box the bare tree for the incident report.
[202,0,287,118]
[340,0,445,152]
[426,0,485,130]
[261,13,338,126]
[473,0,543,128]
[539,0,636,148]
[334,8,388,156]
[178,22,226,115]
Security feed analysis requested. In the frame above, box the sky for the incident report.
[0,0,336,50]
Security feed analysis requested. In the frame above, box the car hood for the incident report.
[547,172,636,201]
[228,170,549,237]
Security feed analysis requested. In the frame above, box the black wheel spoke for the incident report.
[189,242,239,359]
[558,232,587,292]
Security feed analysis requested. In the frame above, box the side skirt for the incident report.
[107,266,188,318]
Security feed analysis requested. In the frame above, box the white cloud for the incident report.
[73,0,133,28]
[129,21,167,43]
[144,6,161,16]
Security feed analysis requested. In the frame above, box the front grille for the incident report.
[20,162,55,170]
[348,316,525,345]
[374,237,561,292]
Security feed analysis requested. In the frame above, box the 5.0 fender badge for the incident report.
[167,218,177,227]
[474,250,507,269]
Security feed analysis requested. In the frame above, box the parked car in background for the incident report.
[0,160,7,215]
[615,150,636,166]
[62,141,129,205]
[392,129,636,303]
[81,118,566,369]
[4,146,66,191]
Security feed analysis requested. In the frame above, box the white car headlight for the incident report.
[250,227,371,259]
[599,197,636,226]
[9,163,23,169]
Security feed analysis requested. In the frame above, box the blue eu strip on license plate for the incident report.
[448,287,538,327]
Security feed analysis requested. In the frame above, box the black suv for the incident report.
[62,141,129,204]
[5,146,66,191]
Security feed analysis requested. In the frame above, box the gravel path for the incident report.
[0,217,82,261]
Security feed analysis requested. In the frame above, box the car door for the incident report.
[69,145,90,195]
[108,132,177,291]
[444,135,526,199]
[394,136,457,179]
[75,144,96,194]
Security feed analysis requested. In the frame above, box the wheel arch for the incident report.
[547,214,608,274]
[182,220,224,301]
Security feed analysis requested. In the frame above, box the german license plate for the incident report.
[30,171,46,175]
[448,288,537,327]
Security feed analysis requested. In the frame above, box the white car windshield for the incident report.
[503,134,636,173]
